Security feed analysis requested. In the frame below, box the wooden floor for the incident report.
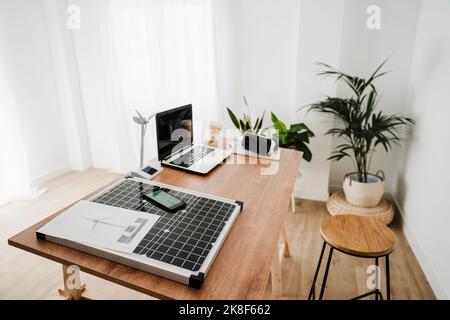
[0,169,435,299]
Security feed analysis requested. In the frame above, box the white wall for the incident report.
[393,0,450,299]
[0,0,71,182]
[215,0,301,123]
[294,0,345,201]
[329,0,421,191]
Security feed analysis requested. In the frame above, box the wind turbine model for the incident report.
[131,110,162,180]
[133,110,157,169]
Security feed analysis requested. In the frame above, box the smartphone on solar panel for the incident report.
[143,187,186,213]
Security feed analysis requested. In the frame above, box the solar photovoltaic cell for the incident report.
[91,179,237,272]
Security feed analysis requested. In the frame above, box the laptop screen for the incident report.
[156,105,193,161]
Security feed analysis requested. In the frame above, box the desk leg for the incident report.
[58,264,87,300]
[270,225,291,297]
[291,193,296,212]
[271,248,283,297]
[281,225,291,258]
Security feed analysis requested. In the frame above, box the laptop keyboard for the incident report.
[171,146,214,168]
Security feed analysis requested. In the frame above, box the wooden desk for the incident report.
[8,149,301,299]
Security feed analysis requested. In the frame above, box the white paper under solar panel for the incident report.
[37,200,160,254]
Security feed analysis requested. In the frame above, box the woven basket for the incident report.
[327,191,394,225]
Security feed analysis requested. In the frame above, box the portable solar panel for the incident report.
[36,177,243,288]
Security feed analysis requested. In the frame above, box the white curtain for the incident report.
[0,29,34,206]
[68,0,220,172]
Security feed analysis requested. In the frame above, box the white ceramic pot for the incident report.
[343,171,385,208]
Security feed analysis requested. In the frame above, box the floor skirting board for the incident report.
[32,165,71,187]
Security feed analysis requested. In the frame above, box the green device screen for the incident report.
[143,188,186,212]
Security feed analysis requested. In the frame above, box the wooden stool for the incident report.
[308,214,397,300]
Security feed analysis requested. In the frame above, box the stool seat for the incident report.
[320,214,397,258]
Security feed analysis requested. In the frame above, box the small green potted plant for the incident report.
[270,112,314,162]
[226,96,265,135]
[307,59,415,207]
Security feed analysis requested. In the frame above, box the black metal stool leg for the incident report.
[351,254,391,300]
[375,257,379,300]
[308,244,391,301]
[386,254,391,300]
[318,247,334,300]
[308,241,327,300]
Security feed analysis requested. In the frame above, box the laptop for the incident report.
[156,105,232,175]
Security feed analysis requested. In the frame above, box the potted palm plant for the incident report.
[308,59,415,207]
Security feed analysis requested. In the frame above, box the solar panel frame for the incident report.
[81,176,243,287]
